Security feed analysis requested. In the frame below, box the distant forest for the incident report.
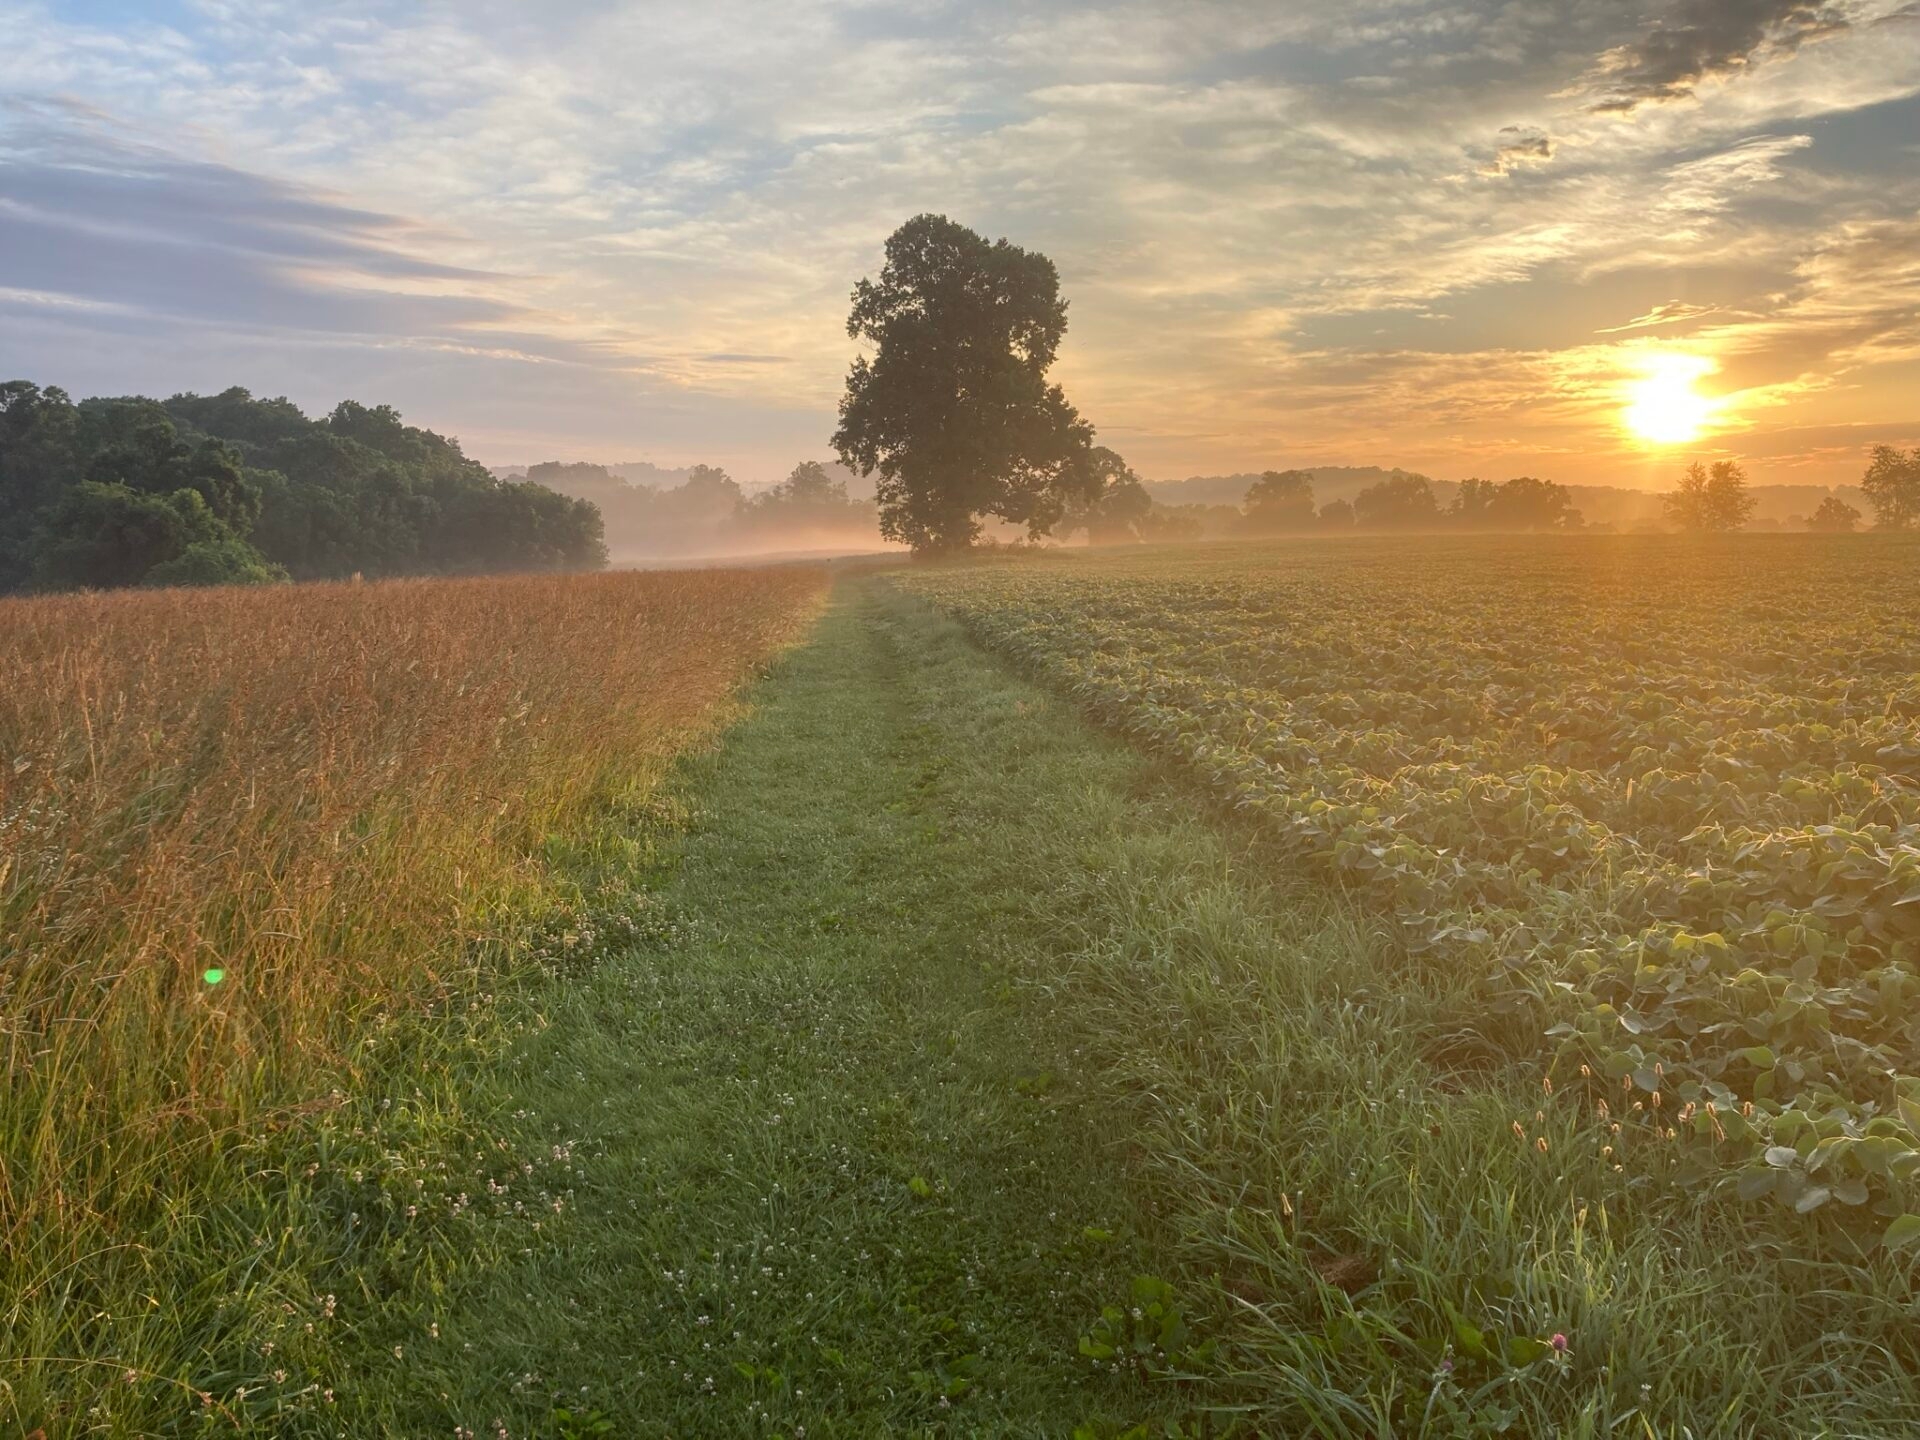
[0,382,605,593]
[1143,466,1889,534]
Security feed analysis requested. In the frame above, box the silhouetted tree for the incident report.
[1860,445,1920,530]
[1449,477,1498,527]
[1353,473,1440,529]
[759,460,847,509]
[833,214,1097,553]
[740,461,877,542]
[1061,447,1153,544]
[1318,498,1356,529]
[1806,495,1861,533]
[1500,476,1580,531]
[1663,460,1754,532]
[1242,469,1316,533]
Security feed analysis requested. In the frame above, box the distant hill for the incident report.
[1148,469,1870,531]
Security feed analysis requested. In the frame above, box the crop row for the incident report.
[897,537,1920,1242]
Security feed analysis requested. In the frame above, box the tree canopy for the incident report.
[1806,495,1861,533]
[1243,469,1317,533]
[833,215,1098,554]
[1662,460,1755,532]
[1056,447,1156,545]
[1860,445,1920,530]
[0,382,606,593]
[1448,475,1581,531]
[1352,473,1442,529]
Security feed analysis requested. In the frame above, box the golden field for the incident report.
[0,567,824,1292]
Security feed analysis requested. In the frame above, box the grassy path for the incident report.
[387,578,1208,1436]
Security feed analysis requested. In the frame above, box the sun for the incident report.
[1621,352,1718,445]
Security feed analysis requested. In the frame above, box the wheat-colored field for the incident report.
[0,567,823,1307]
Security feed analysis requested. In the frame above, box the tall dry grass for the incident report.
[0,566,824,1284]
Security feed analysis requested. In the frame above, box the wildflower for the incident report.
[1512,1120,1526,1140]
[1550,1332,1570,1353]
[1536,1136,1549,1153]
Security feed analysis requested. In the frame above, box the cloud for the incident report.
[1595,301,1722,332]
[1586,0,1864,113]
[1479,125,1556,175]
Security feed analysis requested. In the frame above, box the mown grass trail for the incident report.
[373,578,1206,1436]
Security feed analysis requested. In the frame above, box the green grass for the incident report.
[25,571,1920,1437]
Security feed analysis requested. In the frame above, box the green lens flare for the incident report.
[203,968,225,985]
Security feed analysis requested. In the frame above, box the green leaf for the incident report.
[1736,1168,1777,1201]
[1764,1145,1799,1168]
[1794,1185,1831,1213]
[1896,1094,1920,1137]
[1444,1301,1493,1361]
[1882,1214,1920,1252]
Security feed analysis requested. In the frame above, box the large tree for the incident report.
[1860,445,1920,530]
[1242,469,1316,533]
[1060,446,1153,545]
[832,214,1097,554]
[1663,460,1754,532]
[1353,473,1440,529]
[1451,475,1582,531]
[1807,495,1861,533]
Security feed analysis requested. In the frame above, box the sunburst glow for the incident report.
[1622,353,1718,445]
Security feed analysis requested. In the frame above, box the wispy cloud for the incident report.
[1584,1,1862,114]
[1596,301,1722,332]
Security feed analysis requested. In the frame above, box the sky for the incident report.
[2,1,1917,487]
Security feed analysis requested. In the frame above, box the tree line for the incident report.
[0,382,606,594]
